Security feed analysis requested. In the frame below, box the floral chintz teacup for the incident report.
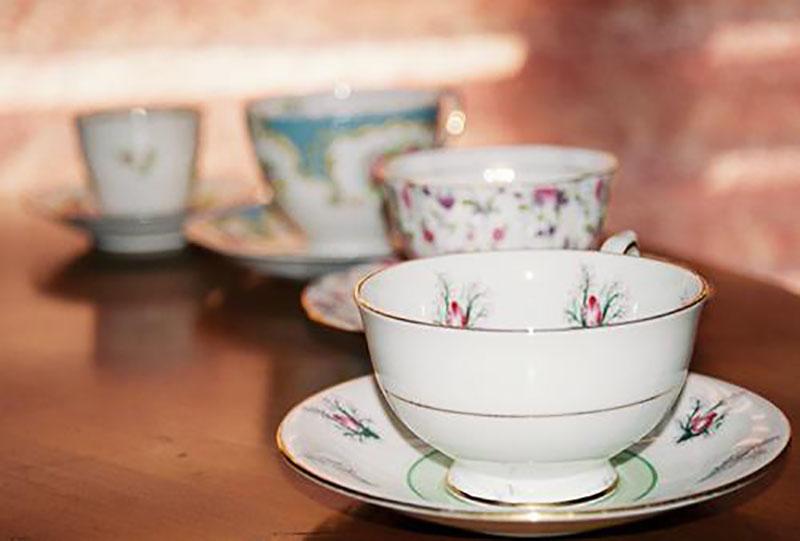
[78,107,199,217]
[246,89,464,256]
[375,145,616,258]
[355,232,709,505]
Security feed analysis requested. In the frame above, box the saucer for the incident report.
[25,178,262,255]
[301,260,396,332]
[185,205,393,280]
[277,373,790,537]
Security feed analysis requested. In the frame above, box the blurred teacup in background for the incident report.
[78,107,200,216]
[76,106,200,253]
[246,88,464,257]
[377,145,616,258]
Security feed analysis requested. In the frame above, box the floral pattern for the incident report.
[250,117,436,206]
[698,435,780,482]
[302,452,377,486]
[117,147,157,176]
[433,275,488,328]
[676,398,728,443]
[384,174,610,257]
[302,261,395,332]
[565,266,627,328]
[306,397,380,441]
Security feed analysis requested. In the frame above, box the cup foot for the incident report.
[446,459,618,506]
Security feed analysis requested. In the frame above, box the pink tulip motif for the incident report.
[582,295,602,327]
[445,300,469,327]
[565,266,626,328]
[307,398,379,441]
[435,276,488,329]
[677,399,726,443]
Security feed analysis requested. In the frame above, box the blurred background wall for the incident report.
[2,0,799,292]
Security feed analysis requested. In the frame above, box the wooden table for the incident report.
[0,200,797,540]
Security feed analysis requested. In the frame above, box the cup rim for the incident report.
[354,249,710,334]
[245,88,443,121]
[373,145,619,189]
[75,105,200,125]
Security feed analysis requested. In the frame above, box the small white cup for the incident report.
[78,107,199,217]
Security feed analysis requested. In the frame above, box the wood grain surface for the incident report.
[0,200,796,540]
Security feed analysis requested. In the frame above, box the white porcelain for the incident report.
[184,204,389,280]
[301,261,395,332]
[25,178,261,255]
[78,107,199,217]
[375,145,616,258]
[355,234,709,504]
[247,89,463,255]
[278,373,790,537]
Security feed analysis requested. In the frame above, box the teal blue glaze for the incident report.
[253,107,438,179]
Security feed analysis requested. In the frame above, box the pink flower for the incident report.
[401,183,413,209]
[584,295,602,326]
[595,178,606,202]
[690,412,717,434]
[437,193,455,209]
[533,187,560,205]
[492,226,506,242]
[423,225,435,243]
[447,300,468,327]
[332,413,361,432]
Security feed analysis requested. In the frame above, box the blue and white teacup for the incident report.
[246,89,464,256]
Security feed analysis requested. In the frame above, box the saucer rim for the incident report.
[185,204,395,264]
[276,373,790,523]
[23,180,261,226]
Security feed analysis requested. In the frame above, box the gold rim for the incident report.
[444,469,619,508]
[275,374,790,522]
[354,250,710,335]
[245,88,442,120]
[373,145,618,190]
[384,382,681,418]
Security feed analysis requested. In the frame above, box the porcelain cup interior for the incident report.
[246,89,445,256]
[77,107,199,217]
[375,145,617,257]
[355,250,708,467]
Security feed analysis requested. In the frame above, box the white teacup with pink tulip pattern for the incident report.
[355,231,710,505]
[376,145,616,258]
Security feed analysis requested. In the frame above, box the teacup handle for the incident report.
[600,230,640,256]
[436,89,466,146]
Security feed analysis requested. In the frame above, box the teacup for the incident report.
[78,107,199,217]
[355,232,709,505]
[246,89,464,256]
[375,145,616,258]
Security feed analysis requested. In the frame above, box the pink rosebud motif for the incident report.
[446,300,468,327]
[401,183,413,209]
[422,225,435,243]
[690,412,717,434]
[332,413,361,432]
[583,295,602,327]
[492,226,506,242]
[676,398,726,443]
[437,193,455,209]
[435,276,488,329]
